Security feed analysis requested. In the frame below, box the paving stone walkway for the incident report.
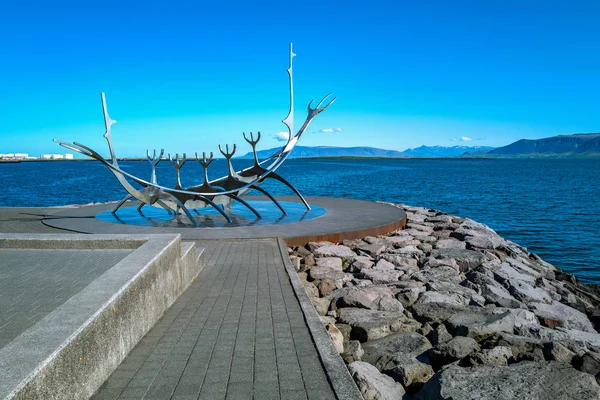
[92,239,336,400]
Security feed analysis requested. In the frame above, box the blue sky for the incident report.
[2,0,600,157]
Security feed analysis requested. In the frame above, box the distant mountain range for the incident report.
[402,145,496,157]
[484,133,600,157]
[239,146,407,159]
[238,133,600,159]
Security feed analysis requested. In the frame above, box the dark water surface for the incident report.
[1,158,599,284]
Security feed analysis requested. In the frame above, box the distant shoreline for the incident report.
[3,154,599,163]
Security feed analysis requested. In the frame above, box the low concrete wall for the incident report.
[0,234,204,400]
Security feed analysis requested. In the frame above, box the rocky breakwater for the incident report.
[288,203,600,400]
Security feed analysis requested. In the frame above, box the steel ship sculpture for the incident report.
[54,44,335,226]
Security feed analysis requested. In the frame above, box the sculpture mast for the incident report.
[281,43,295,143]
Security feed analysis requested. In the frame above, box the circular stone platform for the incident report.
[42,196,407,246]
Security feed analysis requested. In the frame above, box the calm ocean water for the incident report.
[1,158,599,284]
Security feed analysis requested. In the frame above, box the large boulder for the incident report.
[309,266,352,285]
[431,248,486,272]
[429,336,480,368]
[347,361,406,400]
[410,302,471,324]
[315,257,343,270]
[508,280,552,304]
[360,269,404,284]
[337,308,410,342]
[446,309,516,340]
[341,286,404,312]
[362,332,434,388]
[530,301,596,333]
[313,244,356,258]
[491,262,536,284]
[434,239,466,250]
[415,361,600,400]
[482,283,525,308]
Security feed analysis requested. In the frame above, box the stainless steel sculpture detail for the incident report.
[54,44,335,226]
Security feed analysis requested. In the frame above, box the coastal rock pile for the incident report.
[289,203,600,399]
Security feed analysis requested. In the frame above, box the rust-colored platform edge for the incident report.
[283,214,407,247]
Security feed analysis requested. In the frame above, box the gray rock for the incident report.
[418,243,433,253]
[406,224,435,234]
[426,280,486,306]
[530,301,596,333]
[392,245,424,258]
[348,361,406,400]
[302,280,319,298]
[482,283,525,308]
[358,243,387,257]
[342,340,364,363]
[417,290,472,307]
[495,333,545,361]
[423,257,461,272]
[311,296,331,316]
[304,252,315,266]
[373,258,395,271]
[509,280,552,304]
[466,234,504,250]
[379,252,421,268]
[337,308,409,342]
[467,346,513,366]
[410,302,471,324]
[426,215,454,224]
[362,332,434,388]
[415,361,600,400]
[351,255,375,270]
[341,286,404,312]
[491,262,536,284]
[384,235,416,246]
[431,248,486,272]
[543,342,575,364]
[360,269,404,284]
[326,323,344,354]
[412,266,464,285]
[296,246,312,257]
[318,279,338,297]
[315,257,343,270]
[447,309,515,340]
[573,351,600,376]
[429,336,480,368]
[309,266,352,284]
[396,288,422,308]
[289,255,301,271]
[308,241,334,252]
[434,239,467,250]
[427,323,453,345]
[313,244,356,258]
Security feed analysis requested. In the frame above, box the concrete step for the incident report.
[0,233,202,399]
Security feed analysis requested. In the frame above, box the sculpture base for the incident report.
[95,200,327,228]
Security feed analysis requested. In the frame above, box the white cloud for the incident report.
[319,127,343,133]
[274,131,290,142]
[461,136,472,141]
[450,138,457,141]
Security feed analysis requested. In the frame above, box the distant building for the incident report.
[52,154,64,160]
[65,153,74,160]
[41,154,52,159]
[15,153,28,159]
[0,153,15,159]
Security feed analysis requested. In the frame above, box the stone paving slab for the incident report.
[0,248,133,349]
[92,239,338,400]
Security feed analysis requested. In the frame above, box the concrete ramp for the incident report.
[0,234,204,399]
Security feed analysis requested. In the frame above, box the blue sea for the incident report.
[1,158,599,284]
